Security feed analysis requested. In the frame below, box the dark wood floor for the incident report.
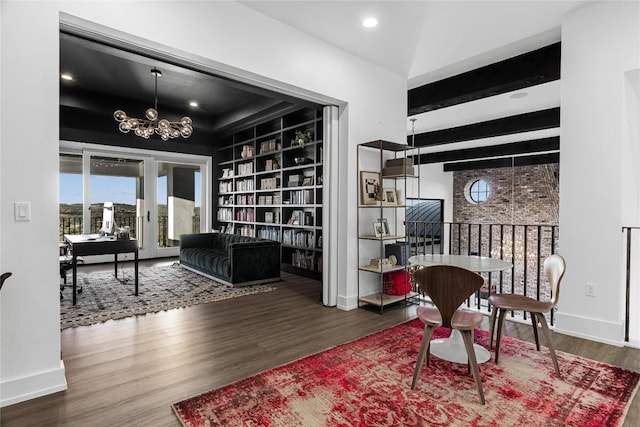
[1,259,638,426]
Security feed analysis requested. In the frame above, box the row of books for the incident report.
[217,208,233,221]
[236,179,254,192]
[258,194,281,205]
[287,210,314,226]
[219,181,233,193]
[258,226,280,241]
[237,162,253,175]
[291,249,316,271]
[264,211,281,224]
[236,208,255,222]
[282,229,315,248]
[219,224,256,237]
[259,138,280,154]
[287,190,313,205]
[236,194,254,205]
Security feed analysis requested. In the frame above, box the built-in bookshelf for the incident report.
[214,107,323,279]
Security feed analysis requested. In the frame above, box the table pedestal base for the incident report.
[430,330,491,364]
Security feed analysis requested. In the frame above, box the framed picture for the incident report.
[302,176,313,186]
[360,171,381,205]
[382,188,397,205]
[378,218,390,235]
[373,220,387,237]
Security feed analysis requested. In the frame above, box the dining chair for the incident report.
[0,272,12,291]
[411,265,486,405]
[488,254,566,377]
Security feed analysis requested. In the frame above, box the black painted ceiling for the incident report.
[59,32,314,150]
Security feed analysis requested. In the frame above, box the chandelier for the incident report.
[113,67,193,141]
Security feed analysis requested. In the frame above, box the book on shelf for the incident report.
[287,210,304,225]
[258,226,280,241]
[259,139,280,154]
[237,162,253,175]
[265,158,279,171]
[261,177,278,190]
[291,249,315,270]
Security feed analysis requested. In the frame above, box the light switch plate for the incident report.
[14,201,31,221]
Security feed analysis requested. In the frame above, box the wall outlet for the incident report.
[585,282,596,297]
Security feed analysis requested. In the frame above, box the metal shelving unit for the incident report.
[356,139,418,312]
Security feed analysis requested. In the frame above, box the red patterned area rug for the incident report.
[172,319,639,426]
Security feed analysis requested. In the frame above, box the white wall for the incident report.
[0,0,407,406]
[557,0,640,345]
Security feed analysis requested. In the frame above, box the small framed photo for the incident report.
[360,171,381,205]
[302,176,313,186]
[373,220,387,237]
[378,218,390,235]
[382,188,398,205]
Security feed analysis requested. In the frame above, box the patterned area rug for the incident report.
[60,264,277,329]
[172,319,639,427]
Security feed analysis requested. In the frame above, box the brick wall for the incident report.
[450,164,560,305]
[453,164,559,225]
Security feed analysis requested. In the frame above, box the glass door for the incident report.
[88,154,152,259]
[156,161,202,256]
[59,143,211,261]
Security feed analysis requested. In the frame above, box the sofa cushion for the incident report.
[180,248,229,278]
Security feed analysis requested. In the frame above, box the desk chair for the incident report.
[411,265,487,404]
[488,254,566,377]
[1,272,12,291]
[60,242,84,299]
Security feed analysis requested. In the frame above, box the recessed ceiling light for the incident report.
[362,17,378,28]
[189,101,199,107]
[510,92,528,99]
[61,73,73,81]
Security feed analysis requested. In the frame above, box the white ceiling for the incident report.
[241,0,592,151]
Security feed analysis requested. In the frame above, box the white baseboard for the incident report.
[0,360,67,408]
[554,312,625,347]
[337,294,358,311]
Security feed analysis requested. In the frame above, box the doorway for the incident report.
[59,142,211,260]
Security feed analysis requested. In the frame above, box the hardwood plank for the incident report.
[1,259,638,426]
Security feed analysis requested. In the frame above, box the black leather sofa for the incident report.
[179,232,281,286]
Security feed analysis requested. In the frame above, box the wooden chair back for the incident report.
[544,254,566,307]
[413,265,484,328]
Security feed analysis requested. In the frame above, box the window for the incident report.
[468,179,491,204]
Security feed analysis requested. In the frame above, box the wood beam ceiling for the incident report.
[408,107,560,147]
[408,42,561,116]
[413,136,559,164]
[407,42,561,171]
[442,152,559,171]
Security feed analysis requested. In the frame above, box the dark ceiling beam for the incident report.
[408,42,560,115]
[408,107,560,147]
[442,152,559,172]
[413,136,559,164]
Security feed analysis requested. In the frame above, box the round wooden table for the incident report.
[409,254,513,364]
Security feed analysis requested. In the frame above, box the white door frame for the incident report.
[61,13,345,303]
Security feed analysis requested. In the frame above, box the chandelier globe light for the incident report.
[113,67,193,141]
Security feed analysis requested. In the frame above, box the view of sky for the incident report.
[59,173,201,206]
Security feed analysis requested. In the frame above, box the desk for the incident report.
[409,254,512,364]
[64,234,138,305]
